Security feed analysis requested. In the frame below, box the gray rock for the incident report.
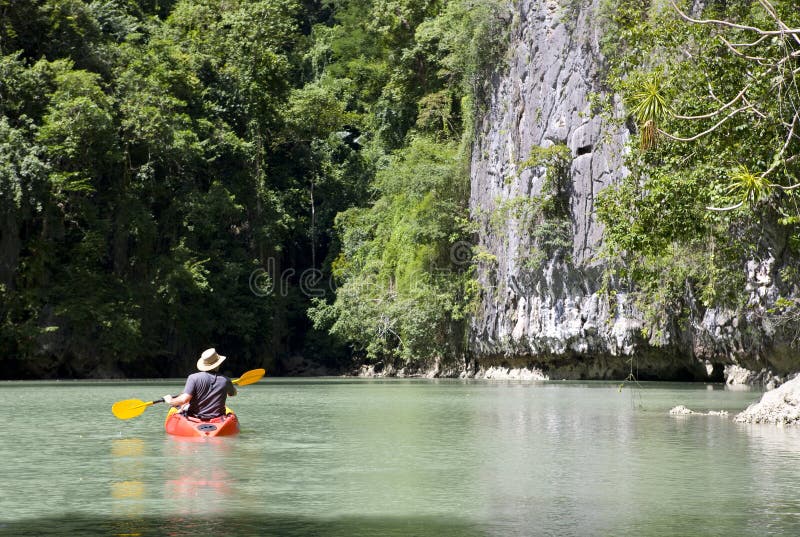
[735,375,800,425]
[670,405,729,416]
[724,364,784,390]
[474,365,548,380]
[669,405,696,415]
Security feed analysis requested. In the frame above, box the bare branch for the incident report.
[741,96,768,119]
[726,34,770,48]
[774,182,800,191]
[706,82,722,104]
[763,113,799,177]
[706,201,744,211]
[718,35,769,61]
[669,0,800,36]
[663,0,800,210]
[672,83,753,120]
[757,0,800,46]
[660,105,754,142]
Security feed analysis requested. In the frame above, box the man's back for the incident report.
[183,371,235,419]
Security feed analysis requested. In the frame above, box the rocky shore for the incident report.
[282,353,800,428]
[734,374,800,425]
[351,360,548,380]
[724,365,785,390]
[346,359,788,385]
[287,356,786,386]
[665,373,800,425]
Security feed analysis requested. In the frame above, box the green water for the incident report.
[1,379,799,536]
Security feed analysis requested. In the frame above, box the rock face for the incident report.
[467,0,796,381]
[468,0,654,379]
[735,375,800,424]
[724,365,784,391]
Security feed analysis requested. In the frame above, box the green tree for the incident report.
[596,0,800,342]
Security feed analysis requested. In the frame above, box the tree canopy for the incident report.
[0,0,509,378]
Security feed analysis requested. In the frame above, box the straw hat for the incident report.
[197,348,226,371]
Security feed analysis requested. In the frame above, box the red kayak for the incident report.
[165,407,240,437]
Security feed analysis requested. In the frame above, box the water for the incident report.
[1,378,799,536]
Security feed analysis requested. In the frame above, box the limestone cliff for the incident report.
[467,0,796,381]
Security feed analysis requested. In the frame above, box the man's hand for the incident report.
[164,393,192,406]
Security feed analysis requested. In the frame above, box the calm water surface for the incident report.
[1,378,799,536]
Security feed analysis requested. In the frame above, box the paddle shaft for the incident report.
[153,395,179,405]
[113,368,265,419]
[138,395,177,410]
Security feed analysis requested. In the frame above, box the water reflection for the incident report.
[111,480,146,500]
[739,421,800,456]
[110,438,146,537]
[163,439,235,517]
[738,423,800,535]
[108,436,240,536]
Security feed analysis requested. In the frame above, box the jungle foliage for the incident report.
[0,0,509,377]
[596,0,800,342]
[306,0,511,366]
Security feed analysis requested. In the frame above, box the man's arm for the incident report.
[164,393,192,406]
[165,375,196,406]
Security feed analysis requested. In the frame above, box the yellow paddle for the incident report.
[111,368,266,420]
[112,397,167,420]
[232,368,266,386]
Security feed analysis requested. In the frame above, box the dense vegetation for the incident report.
[0,0,507,378]
[6,0,796,379]
[595,0,800,344]
[306,0,511,367]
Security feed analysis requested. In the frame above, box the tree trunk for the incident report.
[0,204,19,289]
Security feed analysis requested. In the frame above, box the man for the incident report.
[164,348,237,419]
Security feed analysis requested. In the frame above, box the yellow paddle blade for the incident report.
[233,368,266,386]
[112,398,155,420]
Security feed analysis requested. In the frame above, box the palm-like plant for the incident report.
[726,165,772,206]
[707,165,773,211]
[630,75,669,150]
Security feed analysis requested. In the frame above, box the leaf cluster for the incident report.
[301,0,512,366]
[596,0,800,342]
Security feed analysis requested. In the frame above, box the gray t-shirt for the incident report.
[183,371,236,419]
